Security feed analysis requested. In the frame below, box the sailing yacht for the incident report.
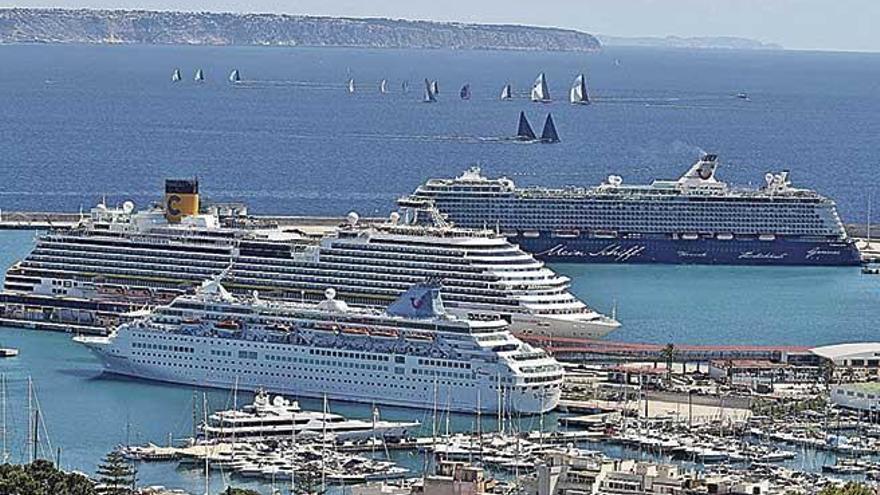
[515,112,537,141]
[423,79,437,103]
[430,80,439,95]
[171,68,182,82]
[530,73,550,102]
[500,84,512,100]
[379,79,388,94]
[459,84,471,100]
[540,114,560,143]
[570,74,589,105]
[229,69,241,84]
[347,79,356,94]
[401,80,409,93]
[194,69,205,82]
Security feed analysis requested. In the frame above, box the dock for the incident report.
[519,335,810,363]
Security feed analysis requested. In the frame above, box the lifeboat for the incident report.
[266,324,290,333]
[342,327,370,336]
[182,317,201,325]
[592,230,618,239]
[405,332,434,342]
[681,233,700,241]
[371,329,399,339]
[313,323,338,332]
[716,233,734,241]
[552,230,580,239]
[758,234,776,241]
[215,319,240,331]
[522,231,541,238]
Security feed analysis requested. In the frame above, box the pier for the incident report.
[518,335,810,363]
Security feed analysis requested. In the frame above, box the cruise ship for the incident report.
[75,279,564,414]
[1,180,618,339]
[399,155,860,266]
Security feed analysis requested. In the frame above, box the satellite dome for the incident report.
[122,201,135,213]
[325,287,337,300]
[765,172,774,184]
[389,212,401,224]
[347,211,360,226]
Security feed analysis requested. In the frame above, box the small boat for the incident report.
[570,74,590,105]
[530,72,550,102]
[371,329,399,339]
[736,92,750,100]
[459,84,471,100]
[215,319,240,330]
[423,79,437,103]
[539,113,560,143]
[758,234,776,241]
[342,326,370,336]
[194,69,205,82]
[515,111,536,141]
[552,230,579,238]
[522,231,541,238]
[171,68,182,82]
[681,233,700,241]
[430,80,439,95]
[0,348,18,358]
[401,80,409,93]
[716,233,734,240]
[379,79,388,94]
[229,69,241,83]
[347,78,356,94]
[500,84,512,100]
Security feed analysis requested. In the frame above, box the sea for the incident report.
[1,43,880,492]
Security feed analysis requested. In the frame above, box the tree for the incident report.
[222,488,261,495]
[95,451,136,495]
[661,343,675,387]
[819,483,875,495]
[0,460,97,495]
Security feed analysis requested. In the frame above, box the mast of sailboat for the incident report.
[27,377,34,463]
[231,378,238,460]
[476,388,482,465]
[1,374,7,463]
[496,374,503,435]
[203,393,209,495]
[321,394,327,495]
[290,397,296,495]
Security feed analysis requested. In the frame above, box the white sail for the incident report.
[171,68,182,82]
[500,84,512,100]
[530,72,550,102]
[423,78,436,103]
[379,79,388,94]
[570,74,589,104]
[430,80,439,95]
[348,78,356,94]
[229,69,240,83]
[194,69,204,82]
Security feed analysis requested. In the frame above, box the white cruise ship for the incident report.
[2,179,618,339]
[75,279,564,414]
[201,390,419,441]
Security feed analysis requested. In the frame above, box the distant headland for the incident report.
[598,34,782,50]
[0,8,602,52]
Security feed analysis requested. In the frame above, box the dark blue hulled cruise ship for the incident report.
[399,155,860,266]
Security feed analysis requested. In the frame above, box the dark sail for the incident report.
[540,113,560,143]
[460,84,470,100]
[516,111,536,140]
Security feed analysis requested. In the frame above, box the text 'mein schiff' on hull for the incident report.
[399,154,860,266]
[75,279,563,414]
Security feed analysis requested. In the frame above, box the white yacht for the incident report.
[2,180,618,339]
[201,390,419,441]
[75,279,564,414]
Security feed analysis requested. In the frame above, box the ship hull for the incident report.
[78,337,561,415]
[516,235,861,266]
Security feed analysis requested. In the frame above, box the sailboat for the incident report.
[347,78,356,94]
[423,78,437,103]
[228,69,241,83]
[500,84,512,100]
[401,80,409,93]
[530,72,550,102]
[515,111,536,141]
[379,79,388,94]
[430,80,439,95]
[171,68,182,82]
[460,84,471,100]
[540,113,560,143]
[194,69,204,83]
[570,74,590,105]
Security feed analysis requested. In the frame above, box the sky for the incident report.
[8,0,880,52]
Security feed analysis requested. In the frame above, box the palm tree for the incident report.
[661,343,675,387]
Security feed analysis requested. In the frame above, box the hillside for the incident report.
[0,8,601,52]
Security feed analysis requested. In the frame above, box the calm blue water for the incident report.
[2,43,880,492]
[0,45,879,222]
